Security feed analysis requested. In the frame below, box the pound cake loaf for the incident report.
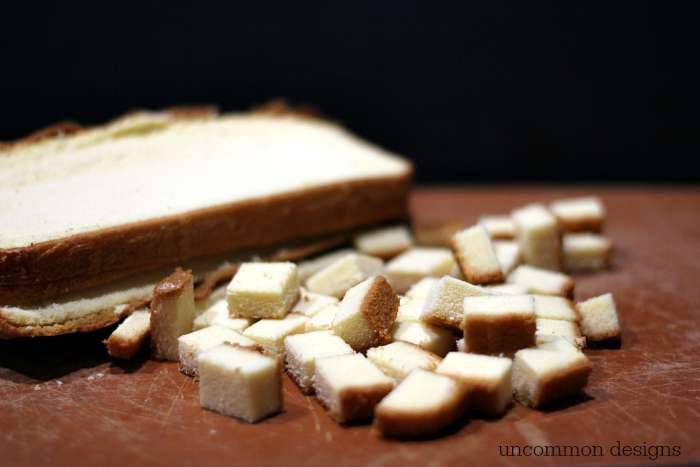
[0,104,412,338]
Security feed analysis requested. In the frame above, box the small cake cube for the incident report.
[549,196,605,233]
[576,293,620,342]
[304,304,338,332]
[533,295,578,321]
[493,240,522,275]
[297,248,355,283]
[385,247,456,293]
[150,268,196,361]
[563,233,613,272]
[367,341,442,380]
[313,354,394,423]
[193,299,229,330]
[374,369,467,438]
[306,253,384,298]
[450,225,504,284]
[420,276,492,330]
[392,322,455,357]
[405,277,440,301]
[243,315,308,355]
[198,344,282,422]
[537,335,581,354]
[178,325,257,377]
[512,204,562,271]
[508,265,574,297]
[487,283,529,295]
[436,352,512,416]
[332,276,398,352]
[462,295,536,355]
[478,215,515,240]
[396,296,425,323]
[284,331,354,394]
[226,262,299,319]
[512,347,592,408]
[291,288,339,317]
[536,318,585,350]
[105,309,150,360]
[354,225,413,259]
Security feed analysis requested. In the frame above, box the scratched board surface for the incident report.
[1,187,699,467]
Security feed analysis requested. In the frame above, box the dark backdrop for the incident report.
[1,2,697,182]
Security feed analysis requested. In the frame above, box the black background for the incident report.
[1,2,697,183]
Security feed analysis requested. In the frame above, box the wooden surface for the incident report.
[2,186,700,467]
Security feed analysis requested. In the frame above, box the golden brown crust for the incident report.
[556,217,604,233]
[0,306,125,339]
[463,312,536,355]
[449,237,505,285]
[149,268,193,360]
[533,359,592,407]
[335,382,394,424]
[359,276,399,351]
[374,385,467,438]
[104,313,150,360]
[0,173,410,306]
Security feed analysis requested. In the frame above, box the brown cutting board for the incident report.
[2,187,699,467]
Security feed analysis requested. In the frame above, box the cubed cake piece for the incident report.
[493,240,522,276]
[226,262,300,319]
[374,369,467,438]
[198,344,282,423]
[291,288,339,317]
[396,296,425,323]
[421,276,492,330]
[150,268,196,361]
[367,341,442,380]
[533,295,578,321]
[436,352,512,416]
[105,309,150,360]
[385,247,456,293]
[354,225,413,259]
[178,325,257,377]
[297,248,355,283]
[305,304,338,332]
[549,196,605,233]
[563,233,613,272]
[313,353,394,423]
[537,335,582,354]
[462,295,536,355]
[193,299,229,330]
[508,265,574,297]
[332,276,399,352]
[512,204,562,271]
[392,322,455,357]
[512,348,592,408]
[450,225,504,284]
[284,331,354,394]
[478,215,515,240]
[536,319,585,350]
[243,315,308,355]
[405,277,440,301]
[487,283,529,295]
[306,253,384,298]
[576,293,620,342]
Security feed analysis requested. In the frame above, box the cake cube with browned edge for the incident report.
[563,233,613,272]
[284,331,354,394]
[462,295,536,355]
[512,204,562,271]
[367,341,443,380]
[536,318,585,350]
[198,344,282,423]
[549,196,605,233]
[354,225,413,259]
[105,309,150,360]
[243,315,308,355]
[436,352,513,416]
[420,276,492,330]
[512,347,592,408]
[226,262,300,320]
[374,369,467,438]
[478,215,515,240]
[332,276,399,352]
[392,321,456,357]
[385,247,456,294]
[306,253,384,298]
[150,268,196,361]
[178,325,257,377]
[291,288,339,317]
[313,353,394,424]
[537,335,582,354]
[450,225,504,284]
[576,293,620,342]
[492,240,523,276]
[508,265,574,298]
